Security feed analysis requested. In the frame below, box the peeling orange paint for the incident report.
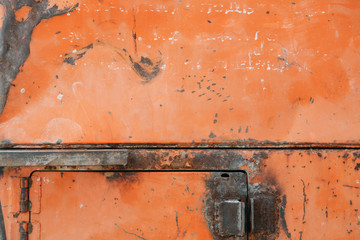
[0,0,359,144]
[15,6,32,22]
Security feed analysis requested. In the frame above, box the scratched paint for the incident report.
[0,0,358,144]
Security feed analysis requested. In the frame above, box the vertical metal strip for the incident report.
[0,200,6,240]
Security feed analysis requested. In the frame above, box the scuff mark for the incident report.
[277,48,290,69]
[121,227,147,240]
[62,40,162,82]
[63,43,93,65]
[0,0,79,114]
[132,10,137,55]
[209,131,216,138]
[352,152,360,161]
[343,184,360,189]
[277,48,300,71]
[132,56,161,81]
[280,195,291,239]
[300,179,307,222]
[354,163,360,171]
[103,172,139,185]
[175,211,180,235]
[325,205,328,218]
[185,206,196,212]
[97,40,162,82]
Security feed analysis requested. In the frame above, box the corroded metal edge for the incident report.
[1,142,360,150]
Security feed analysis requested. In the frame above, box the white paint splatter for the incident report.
[196,62,201,69]
[20,88,25,94]
[255,31,259,40]
[57,93,63,100]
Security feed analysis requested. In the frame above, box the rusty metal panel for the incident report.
[0,149,358,239]
[0,0,359,145]
[0,1,359,239]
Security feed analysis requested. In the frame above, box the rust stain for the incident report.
[280,195,291,239]
[103,171,139,186]
[0,0,79,114]
[0,150,358,238]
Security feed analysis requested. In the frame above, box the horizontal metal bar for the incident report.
[0,148,357,169]
[0,150,128,167]
[1,142,360,150]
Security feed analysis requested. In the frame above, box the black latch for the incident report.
[216,199,246,237]
[205,172,248,239]
[206,172,279,239]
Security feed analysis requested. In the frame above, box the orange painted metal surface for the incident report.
[0,0,359,144]
[30,171,213,240]
[0,0,359,239]
[0,150,359,239]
